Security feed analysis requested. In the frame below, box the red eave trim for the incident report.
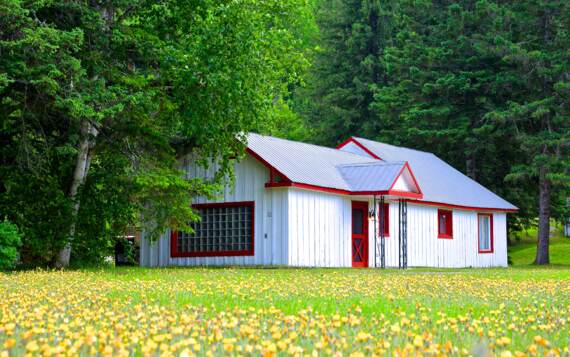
[265,182,423,199]
[407,199,518,213]
[336,137,382,160]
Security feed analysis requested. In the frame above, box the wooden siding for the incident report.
[368,201,508,268]
[140,155,288,267]
[287,188,352,267]
[141,154,508,268]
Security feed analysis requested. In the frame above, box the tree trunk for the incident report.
[55,120,98,268]
[534,165,550,265]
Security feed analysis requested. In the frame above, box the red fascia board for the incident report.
[336,137,382,160]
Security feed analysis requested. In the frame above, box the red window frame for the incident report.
[378,203,390,237]
[170,201,255,258]
[477,213,494,253]
[437,209,453,239]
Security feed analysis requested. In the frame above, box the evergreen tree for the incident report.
[0,0,313,267]
[485,0,570,264]
[299,0,398,145]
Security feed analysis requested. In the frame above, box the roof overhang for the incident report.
[247,147,423,199]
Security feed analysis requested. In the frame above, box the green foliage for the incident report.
[300,0,569,233]
[0,218,22,270]
[0,0,314,266]
[509,225,570,266]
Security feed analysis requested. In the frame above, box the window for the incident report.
[378,203,390,237]
[478,213,494,253]
[352,208,363,234]
[171,202,254,257]
[437,209,453,239]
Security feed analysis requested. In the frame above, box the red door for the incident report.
[351,201,369,268]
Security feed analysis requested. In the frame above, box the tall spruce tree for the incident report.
[485,0,570,264]
[299,0,398,145]
[369,0,533,228]
[302,0,569,254]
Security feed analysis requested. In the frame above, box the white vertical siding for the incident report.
[140,155,288,267]
[287,188,352,267]
[369,202,508,268]
[141,150,509,268]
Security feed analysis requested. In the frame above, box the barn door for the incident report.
[351,201,369,268]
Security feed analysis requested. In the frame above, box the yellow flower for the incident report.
[25,340,39,352]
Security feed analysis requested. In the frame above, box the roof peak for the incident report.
[247,132,382,161]
[350,136,436,157]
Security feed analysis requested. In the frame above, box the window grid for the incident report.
[171,202,254,257]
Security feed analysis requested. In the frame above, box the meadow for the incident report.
[1,267,569,356]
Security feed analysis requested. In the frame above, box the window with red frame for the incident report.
[437,209,453,239]
[171,202,254,257]
[378,203,390,236]
[478,213,494,253]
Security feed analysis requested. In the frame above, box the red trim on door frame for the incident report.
[337,137,382,160]
[351,201,369,268]
[437,209,453,239]
[477,213,494,254]
[170,201,255,258]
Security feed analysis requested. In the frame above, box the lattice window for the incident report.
[171,202,254,257]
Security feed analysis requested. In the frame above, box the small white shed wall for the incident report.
[287,188,352,267]
[140,155,288,267]
[369,202,508,268]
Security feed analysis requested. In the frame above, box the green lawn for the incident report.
[1,267,569,356]
[509,224,570,266]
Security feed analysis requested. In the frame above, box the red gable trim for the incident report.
[336,137,382,160]
[387,161,424,196]
[246,148,292,183]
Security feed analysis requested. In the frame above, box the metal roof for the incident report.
[338,162,405,192]
[246,133,379,191]
[347,137,518,211]
[245,133,516,210]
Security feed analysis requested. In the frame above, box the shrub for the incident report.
[0,218,22,270]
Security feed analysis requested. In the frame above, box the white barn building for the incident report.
[141,134,518,268]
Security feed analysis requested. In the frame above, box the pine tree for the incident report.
[299,0,398,145]
[485,0,570,264]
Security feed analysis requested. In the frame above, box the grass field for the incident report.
[1,267,569,356]
[509,224,570,266]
